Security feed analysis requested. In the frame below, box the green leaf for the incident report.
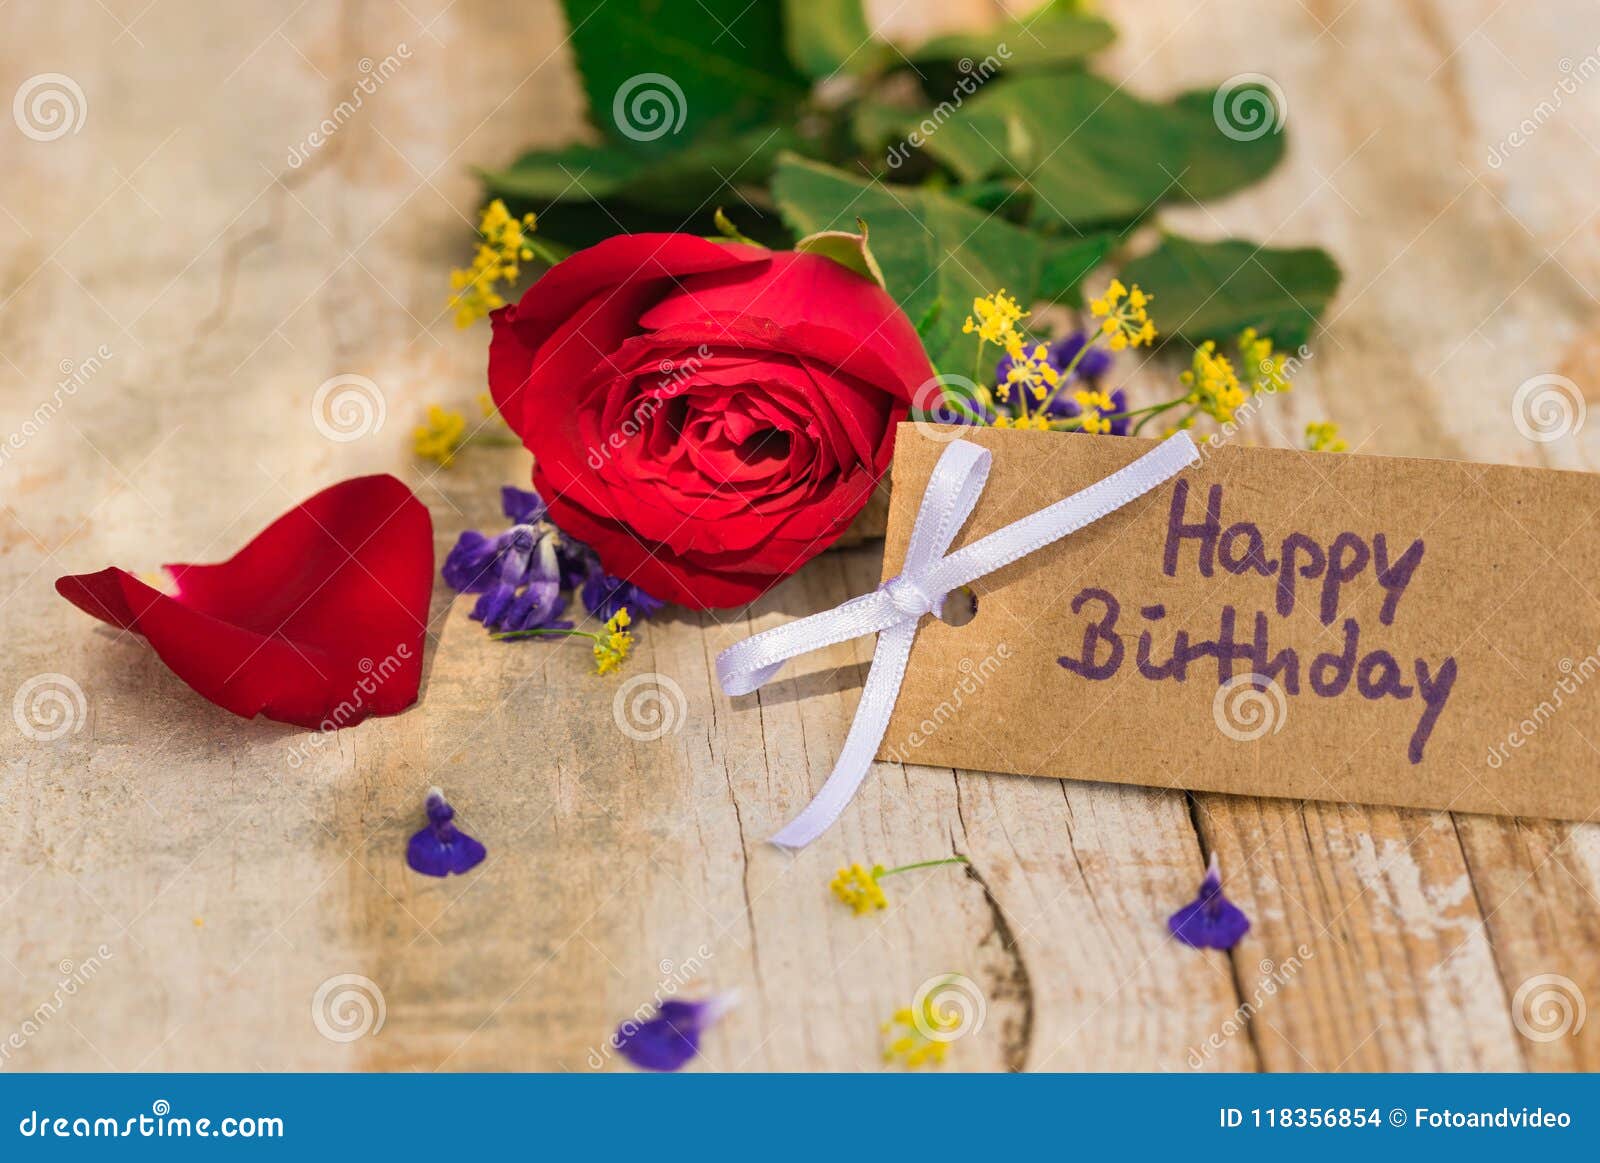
[794,219,887,288]
[771,155,1112,374]
[1167,83,1287,202]
[909,5,1114,70]
[782,0,887,78]
[948,179,1026,214]
[851,101,917,156]
[1119,234,1342,347]
[1038,232,1115,304]
[560,0,807,150]
[479,128,799,214]
[479,143,641,201]
[917,72,1285,228]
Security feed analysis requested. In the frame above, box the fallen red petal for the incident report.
[56,474,433,729]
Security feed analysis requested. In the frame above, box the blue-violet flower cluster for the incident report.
[442,485,666,672]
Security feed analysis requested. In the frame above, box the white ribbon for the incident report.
[717,432,1199,849]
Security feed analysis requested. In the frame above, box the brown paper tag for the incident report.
[879,423,1600,822]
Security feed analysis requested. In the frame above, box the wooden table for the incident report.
[3,0,1598,1071]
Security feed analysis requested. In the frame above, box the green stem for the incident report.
[940,391,986,426]
[1037,327,1109,415]
[524,237,572,266]
[1131,398,1188,436]
[491,627,598,644]
[463,432,522,449]
[1051,396,1184,433]
[878,855,970,879]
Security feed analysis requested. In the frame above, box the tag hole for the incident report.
[938,585,978,628]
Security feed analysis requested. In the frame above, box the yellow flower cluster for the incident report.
[1239,327,1291,394]
[448,198,538,329]
[999,339,1061,404]
[831,864,889,914]
[413,394,511,468]
[413,404,468,467]
[883,999,959,1069]
[942,283,1319,447]
[1177,328,1297,426]
[961,288,1027,345]
[1089,279,1156,351]
[1179,340,1247,423]
[952,284,1157,432]
[1305,420,1347,452]
[1073,388,1115,435]
[593,608,634,675]
[991,414,1053,431]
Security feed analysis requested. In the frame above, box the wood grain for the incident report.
[1,0,1596,1071]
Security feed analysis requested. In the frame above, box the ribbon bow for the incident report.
[716,432,1199,849]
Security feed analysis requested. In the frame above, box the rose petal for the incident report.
[488,235,767,432]
[639,251,932,401]
[56,475,432,729]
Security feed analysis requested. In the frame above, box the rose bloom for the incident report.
[486,234,935,608]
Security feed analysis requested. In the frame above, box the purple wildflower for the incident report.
[470,527,571,634]
[500,485,547,525]
[1046,331,1112,381]
[1168,853,1250,949]
[444,482,669,644]
[442,487,555,594]
[406,787,486,877]
[582,571,667,622]
[990,332,1131,433]
[616,994,735,1072]
[440,530,503,593]
[994,331,1112,399]
[555,537,598,591]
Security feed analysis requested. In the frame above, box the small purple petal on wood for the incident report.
[616,994,735,1072]
[406,787,486,878]
[1168,853,1250,949]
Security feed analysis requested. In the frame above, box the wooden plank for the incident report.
[3,0,1597,1074]
[1096,0,1598,1069]
[1094,0,1580,1075]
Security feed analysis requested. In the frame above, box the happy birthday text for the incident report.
[1057,480,1458,762]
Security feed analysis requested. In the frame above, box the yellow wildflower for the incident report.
[1178,340,1247,423]
[994,340,1060,406]
[1090,280,1156,351]
[1239,327,1292,395]
[1305,420,1347,452]
[830,855,967,916]
[1070,388,1115,435]
[593,608,634,675]
[830,864,888,914]
[491,604,649,672]
[413,395,518,469]
[448,198,539,328]
[962,289,1027,346]
[882,986,967,1069]
[413,405,468,467]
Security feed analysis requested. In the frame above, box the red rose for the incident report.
[486,233,934,608]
